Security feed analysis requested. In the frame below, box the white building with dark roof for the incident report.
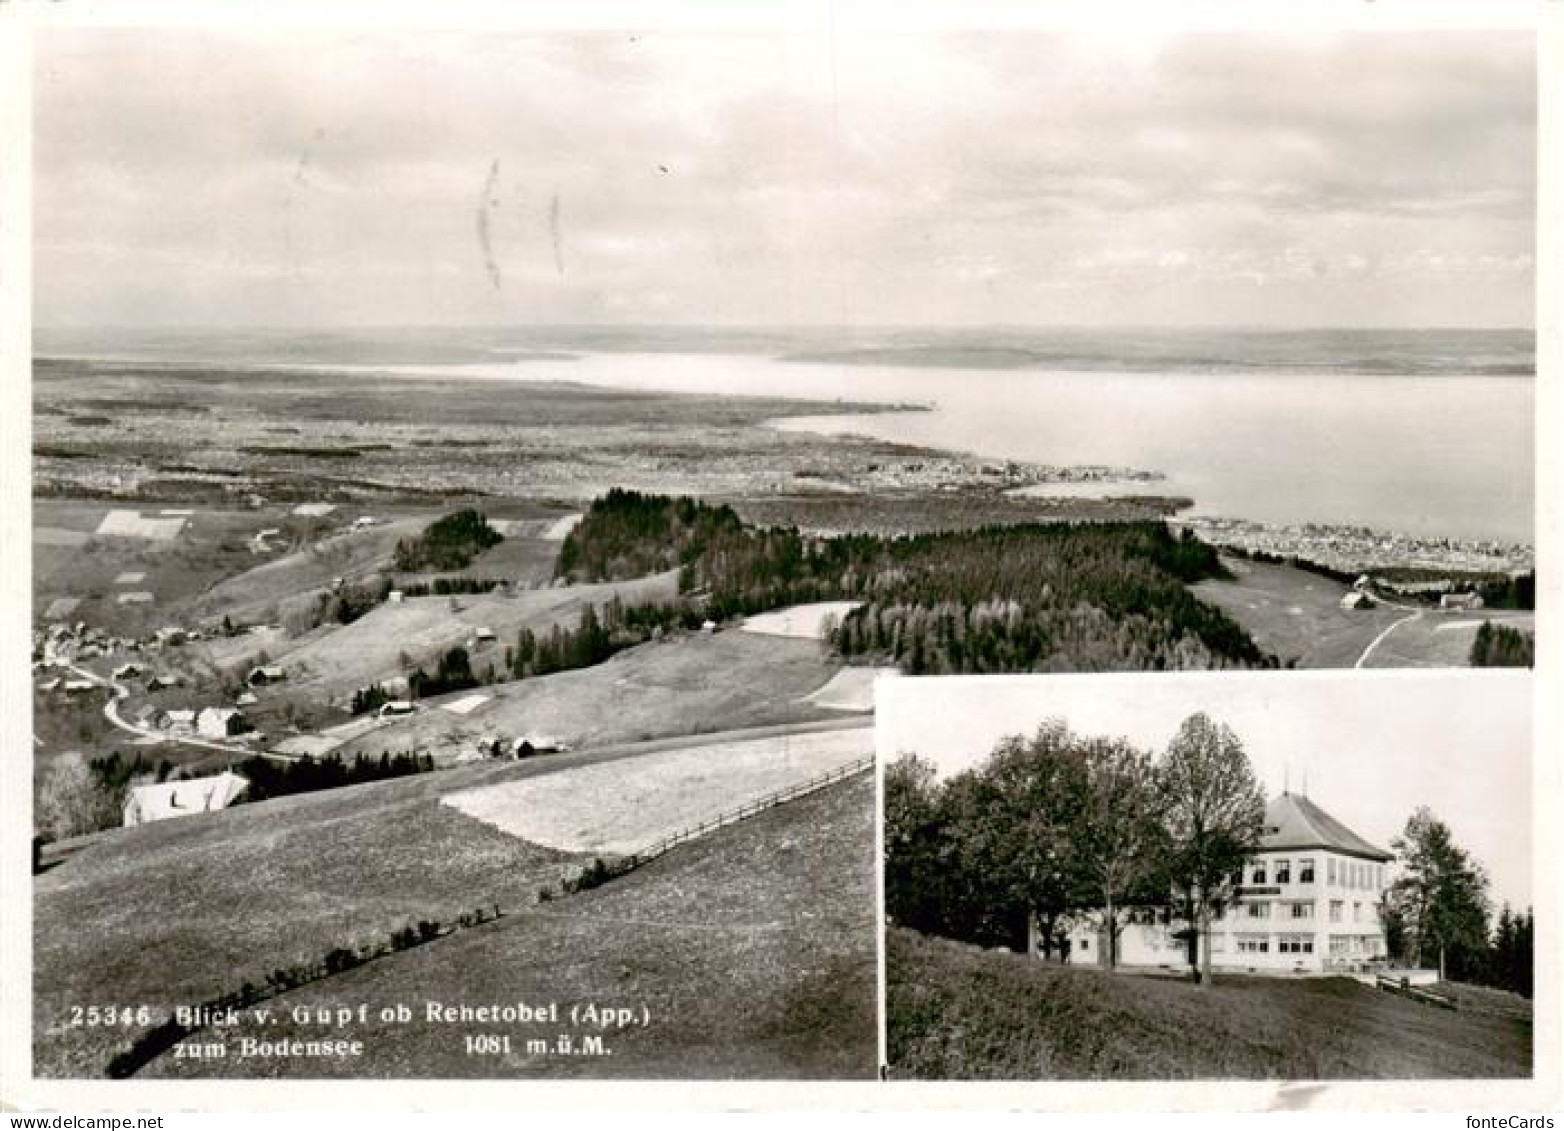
[1067,792,1393,975]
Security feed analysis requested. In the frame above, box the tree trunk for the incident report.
[1105,891,1116,969]
[1439,943,1446,982]
[1197,895,1213,987]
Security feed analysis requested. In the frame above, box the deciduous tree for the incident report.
[1158,712,1266,986]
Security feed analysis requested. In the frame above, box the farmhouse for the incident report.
[62,679,98,696]
[146,673,181,690]
[378,700,416,718]
[122,771,249,827]
[112,662,144,680]
[133,703,169,729]
[196,706,250,739]
[1440,592,1485,611]
[1339,591,1375,611]
[165,709,197,732]
[512,734,564,757]
[247,665,287,686]
[1066,792,1392,976]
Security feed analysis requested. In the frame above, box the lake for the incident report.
[35,328,1535,545]
[277,350,1533,546]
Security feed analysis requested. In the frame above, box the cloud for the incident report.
[33,26,1536,328]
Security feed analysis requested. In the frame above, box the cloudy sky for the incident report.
[877,669,1534,912]
[33,25,1535,328]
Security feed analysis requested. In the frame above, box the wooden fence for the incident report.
[623,754,874,870]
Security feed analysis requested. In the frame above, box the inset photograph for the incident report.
[880,670,1533,1080]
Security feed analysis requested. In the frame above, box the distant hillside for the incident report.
[887,928,1531,1080]
[559,490,1271,672]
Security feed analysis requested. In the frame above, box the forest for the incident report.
[1469,621,1535,667]
[393,507,503,571]
[557,490,1272,673]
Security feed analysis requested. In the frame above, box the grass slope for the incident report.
[140,774,877,1079]
[33,759,585,1078]
[1192,558,1408,668]
[255,570,680,704]
[340,629,851,760]
[887,928,1531,1080]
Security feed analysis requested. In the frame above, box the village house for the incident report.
[247,665,286,686]
[111,662,144,680]
[133,703,169,730]
[123,771,249,827]
[378,700,416,718]
[165,708,197,732]
[1439,592,1485,611]
[1065,792,1392,976]
[196,706,249,739]
[1339,591,1374,611]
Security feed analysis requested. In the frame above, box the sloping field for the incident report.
[34,757,591,1078]
[802,666,886,711]
[142,774,877,1079]
[1192,558,1411,668]
[36,527,90,548]
[887,928,1531,1080]
[1362,611,1536,669]
[97,509,186,540]
[183,518,425,624]
[262,570,680,702]
[740,601,864,640]
[338,629,853,762]
[444,723,872,854]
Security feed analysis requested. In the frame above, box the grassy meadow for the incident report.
[137,774,876,1079]
[886,928,1532,1080]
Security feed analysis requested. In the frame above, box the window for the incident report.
[1276,858,1291,884]
[1278,936,1314,955]
[1250,862,1267,885]
[1247,902,1270,920]
[1329,901,1343,923]
[1327,857,1337,885]
[1353,902,1362,922]
[1078,938,1089,952]
[1289,901,1314,920]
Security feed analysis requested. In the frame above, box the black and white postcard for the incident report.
[0,0,1555,1115]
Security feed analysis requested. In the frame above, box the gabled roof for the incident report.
[1260,792,1392,862]
[124,772,248,823]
